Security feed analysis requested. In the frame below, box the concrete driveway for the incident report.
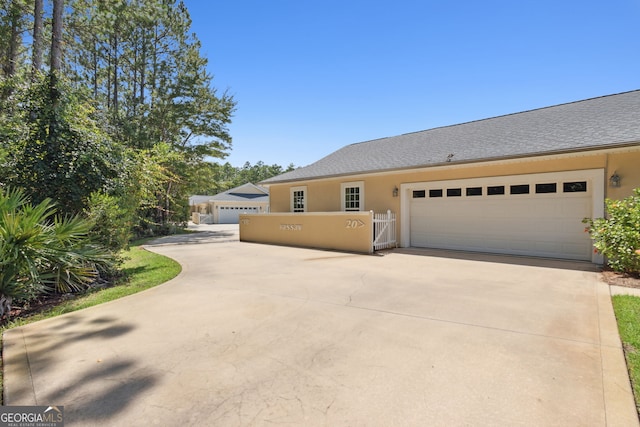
[3,225,637,426]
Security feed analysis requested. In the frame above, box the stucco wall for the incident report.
[265,147,640,249]
[239,212,374,253]
[606,149,640,200]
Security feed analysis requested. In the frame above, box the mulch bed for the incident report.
[6,279,114,322]
[602,269,640,289]
[8,293,76,320]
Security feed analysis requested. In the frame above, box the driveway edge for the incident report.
[598,280,639,426]
[3,327,37,405]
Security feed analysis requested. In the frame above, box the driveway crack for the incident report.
[346,273,367,306]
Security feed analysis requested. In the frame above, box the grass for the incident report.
[2,241,181,329]
[0,240,181,403]
[612,294,640,415]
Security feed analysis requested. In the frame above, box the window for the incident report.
[290,186,307,212]
[344,187,360,210]
[535,183,557,194]
[563,181,587,193]
[412,190,426,198]
[429,189,443,198]
[341,181,364,211]
[487,185,505,195]
[447,188,462,197]
[510,184,530,195]
[466,187,482,196]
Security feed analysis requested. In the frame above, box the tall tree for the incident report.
[66,0,235,227]
[0,0,25,78]
[50,0,63,74]
[12,76,124,213]
[2,0,236,232]
[31,0,44,77]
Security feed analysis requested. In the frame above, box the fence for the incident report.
[191,213,214,224]
[373,210,397,250]
[239,210,396,253]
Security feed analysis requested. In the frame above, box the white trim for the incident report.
[290,186,307,212]
[400,169,605,263]
[341,181,365,211]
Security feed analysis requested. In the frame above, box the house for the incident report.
[257,90,640,262]
[189,183,269,224]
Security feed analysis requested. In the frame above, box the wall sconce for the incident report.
[392,186,399,197]
[609,172,621,188]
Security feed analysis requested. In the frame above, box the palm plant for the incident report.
[0,188,114,320]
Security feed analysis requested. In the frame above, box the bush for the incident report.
[0,188,115,320]
[584,188,640,274]
[85,192,133,252]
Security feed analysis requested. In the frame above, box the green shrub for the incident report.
[85,192,133,252]
[0,188,115,320]
[584,188,640,274]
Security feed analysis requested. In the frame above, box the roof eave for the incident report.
[263,141,640,185]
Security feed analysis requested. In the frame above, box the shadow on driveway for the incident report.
[3,239,636,426]
[393,247,601,272]
[3,314,156,422]
[144,224,239,246]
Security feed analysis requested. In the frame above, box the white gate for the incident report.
[198,213,214,224]
[192,213,214,224]
[373,210,397,250]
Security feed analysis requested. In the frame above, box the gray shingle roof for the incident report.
[211,192,269,203]
[189,183,269,204]
[263,90,640,184]
[212,183,269,202]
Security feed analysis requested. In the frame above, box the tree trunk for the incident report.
[107,43,112,109]
[112,33,119,115]
[92,41,98,98]
[31,0,44,78]
[132,40,138,117]
[50,0,64,74]
[3,0,22,77]
[0,294,12,321]
[140,35,146,105]
[151,25,158,110]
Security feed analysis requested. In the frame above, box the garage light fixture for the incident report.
[609,172,621,188]
[393,186,399,197]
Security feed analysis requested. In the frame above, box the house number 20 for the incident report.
[345,219,365,229]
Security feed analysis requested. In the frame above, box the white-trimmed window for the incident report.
[341,181,364,211]
[290,186,307,212]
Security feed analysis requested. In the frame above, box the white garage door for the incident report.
[409,171,599,261]
[218,206,259,224]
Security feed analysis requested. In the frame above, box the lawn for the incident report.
[2,242,181,328]
[612,294,640,416]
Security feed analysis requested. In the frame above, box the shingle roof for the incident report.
[188,195,213,205]
[189,183,269,204]
[211,193,269,203]
[263,90,640,184]
[210,183,269,202]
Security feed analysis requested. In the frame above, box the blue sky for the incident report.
[182,0,640,168]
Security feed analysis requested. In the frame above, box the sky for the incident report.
[181,0,640,168]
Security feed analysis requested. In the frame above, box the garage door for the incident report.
[218,206,259,224]
[409,171,599,261]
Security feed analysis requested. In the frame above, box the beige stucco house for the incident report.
[189,183,269,224]
[253,90,640,262]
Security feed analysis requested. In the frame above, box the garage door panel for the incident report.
[218,206,259,224]
[409,173,595,261]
